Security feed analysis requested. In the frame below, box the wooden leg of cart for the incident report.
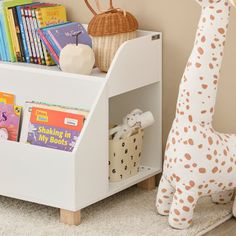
[137,176,156,191]
[60,209,81,226]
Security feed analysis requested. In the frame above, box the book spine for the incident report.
[46,30,61,56]
[32,9,45,65]
[28,7,41,64]
[0,14,7,61]
[35,9,55,66]
[3,6,15,62]
[24,7,37,63]
[7,9,19,61]
[20,7,33,63]
[0,2,9,61]
[44,31,59,56]
[0,29,3,60]
[12,7,25,62]
[37,29,59,65]
[16,6,29,63]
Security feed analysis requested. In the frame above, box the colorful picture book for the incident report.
[0,0,67,65]
[0,103,22,141]
[0,92,15,104]
[0,91,89,152]
[26,107,85,152]
[37,22,92,65]
[20,101,89,146]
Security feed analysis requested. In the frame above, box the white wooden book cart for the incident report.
[0,29,162,225]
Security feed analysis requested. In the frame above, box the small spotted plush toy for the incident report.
[156,0,236,229]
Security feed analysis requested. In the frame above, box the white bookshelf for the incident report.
[0,30,162,224]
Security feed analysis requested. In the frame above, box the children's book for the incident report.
[7,7,21,61]
[37,28,59,64]
[35,5,67,66]
[26,107,85,152]
[24,6,37,63]
[27,3,56,65]
[0,92,15,104]
[0,1,10,61]
[42,22,92,57]
[16,2,39,64]
[20,101,89,143]
[11,7,25,62]
[0,104,22,141]
[0,19,5,61]
[2,0,32,62]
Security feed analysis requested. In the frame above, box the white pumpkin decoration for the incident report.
[59,31,95,75]
[60,43,95,75]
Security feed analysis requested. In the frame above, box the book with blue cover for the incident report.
[0,19,5,60]
[0,1,9,61]
[40,22,92,60]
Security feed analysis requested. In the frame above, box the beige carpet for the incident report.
[0,187,232,236]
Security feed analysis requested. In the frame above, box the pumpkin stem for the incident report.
[73,31,82,46]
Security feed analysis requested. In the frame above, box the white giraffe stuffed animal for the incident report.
[156,0,236,229]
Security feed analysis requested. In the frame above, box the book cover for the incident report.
[0,104,22,142]
[0,92,15,104]
[20,102,89,143]
[27,107,85,152]
[43,22,92,57]
[35,5,67,66]
[2,0,32,62]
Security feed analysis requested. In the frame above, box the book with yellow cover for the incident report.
[35,5,67,66]
[7,8,22,62]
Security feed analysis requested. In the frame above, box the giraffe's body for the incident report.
[156,0,236,229]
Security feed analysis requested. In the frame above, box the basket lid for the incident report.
[84,0,138,36]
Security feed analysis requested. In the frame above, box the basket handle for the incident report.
[84,0,114,15]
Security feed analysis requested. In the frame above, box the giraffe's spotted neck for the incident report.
[176,0,231,125]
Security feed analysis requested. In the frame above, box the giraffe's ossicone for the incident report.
[156,0,236,229]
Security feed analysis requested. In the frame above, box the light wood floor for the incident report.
[205,218,236,236]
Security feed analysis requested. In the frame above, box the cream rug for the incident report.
[0,187,232,236]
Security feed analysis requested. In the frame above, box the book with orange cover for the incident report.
[26,107,85,152]
[0,92,15,104]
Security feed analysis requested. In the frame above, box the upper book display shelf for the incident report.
[0,29,162,98]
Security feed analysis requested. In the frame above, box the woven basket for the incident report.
[84,0,138,72]
[109,130,144,182]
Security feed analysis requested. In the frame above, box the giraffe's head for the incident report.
[196,0,236,7]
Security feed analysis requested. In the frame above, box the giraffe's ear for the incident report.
[229,0,236,7]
